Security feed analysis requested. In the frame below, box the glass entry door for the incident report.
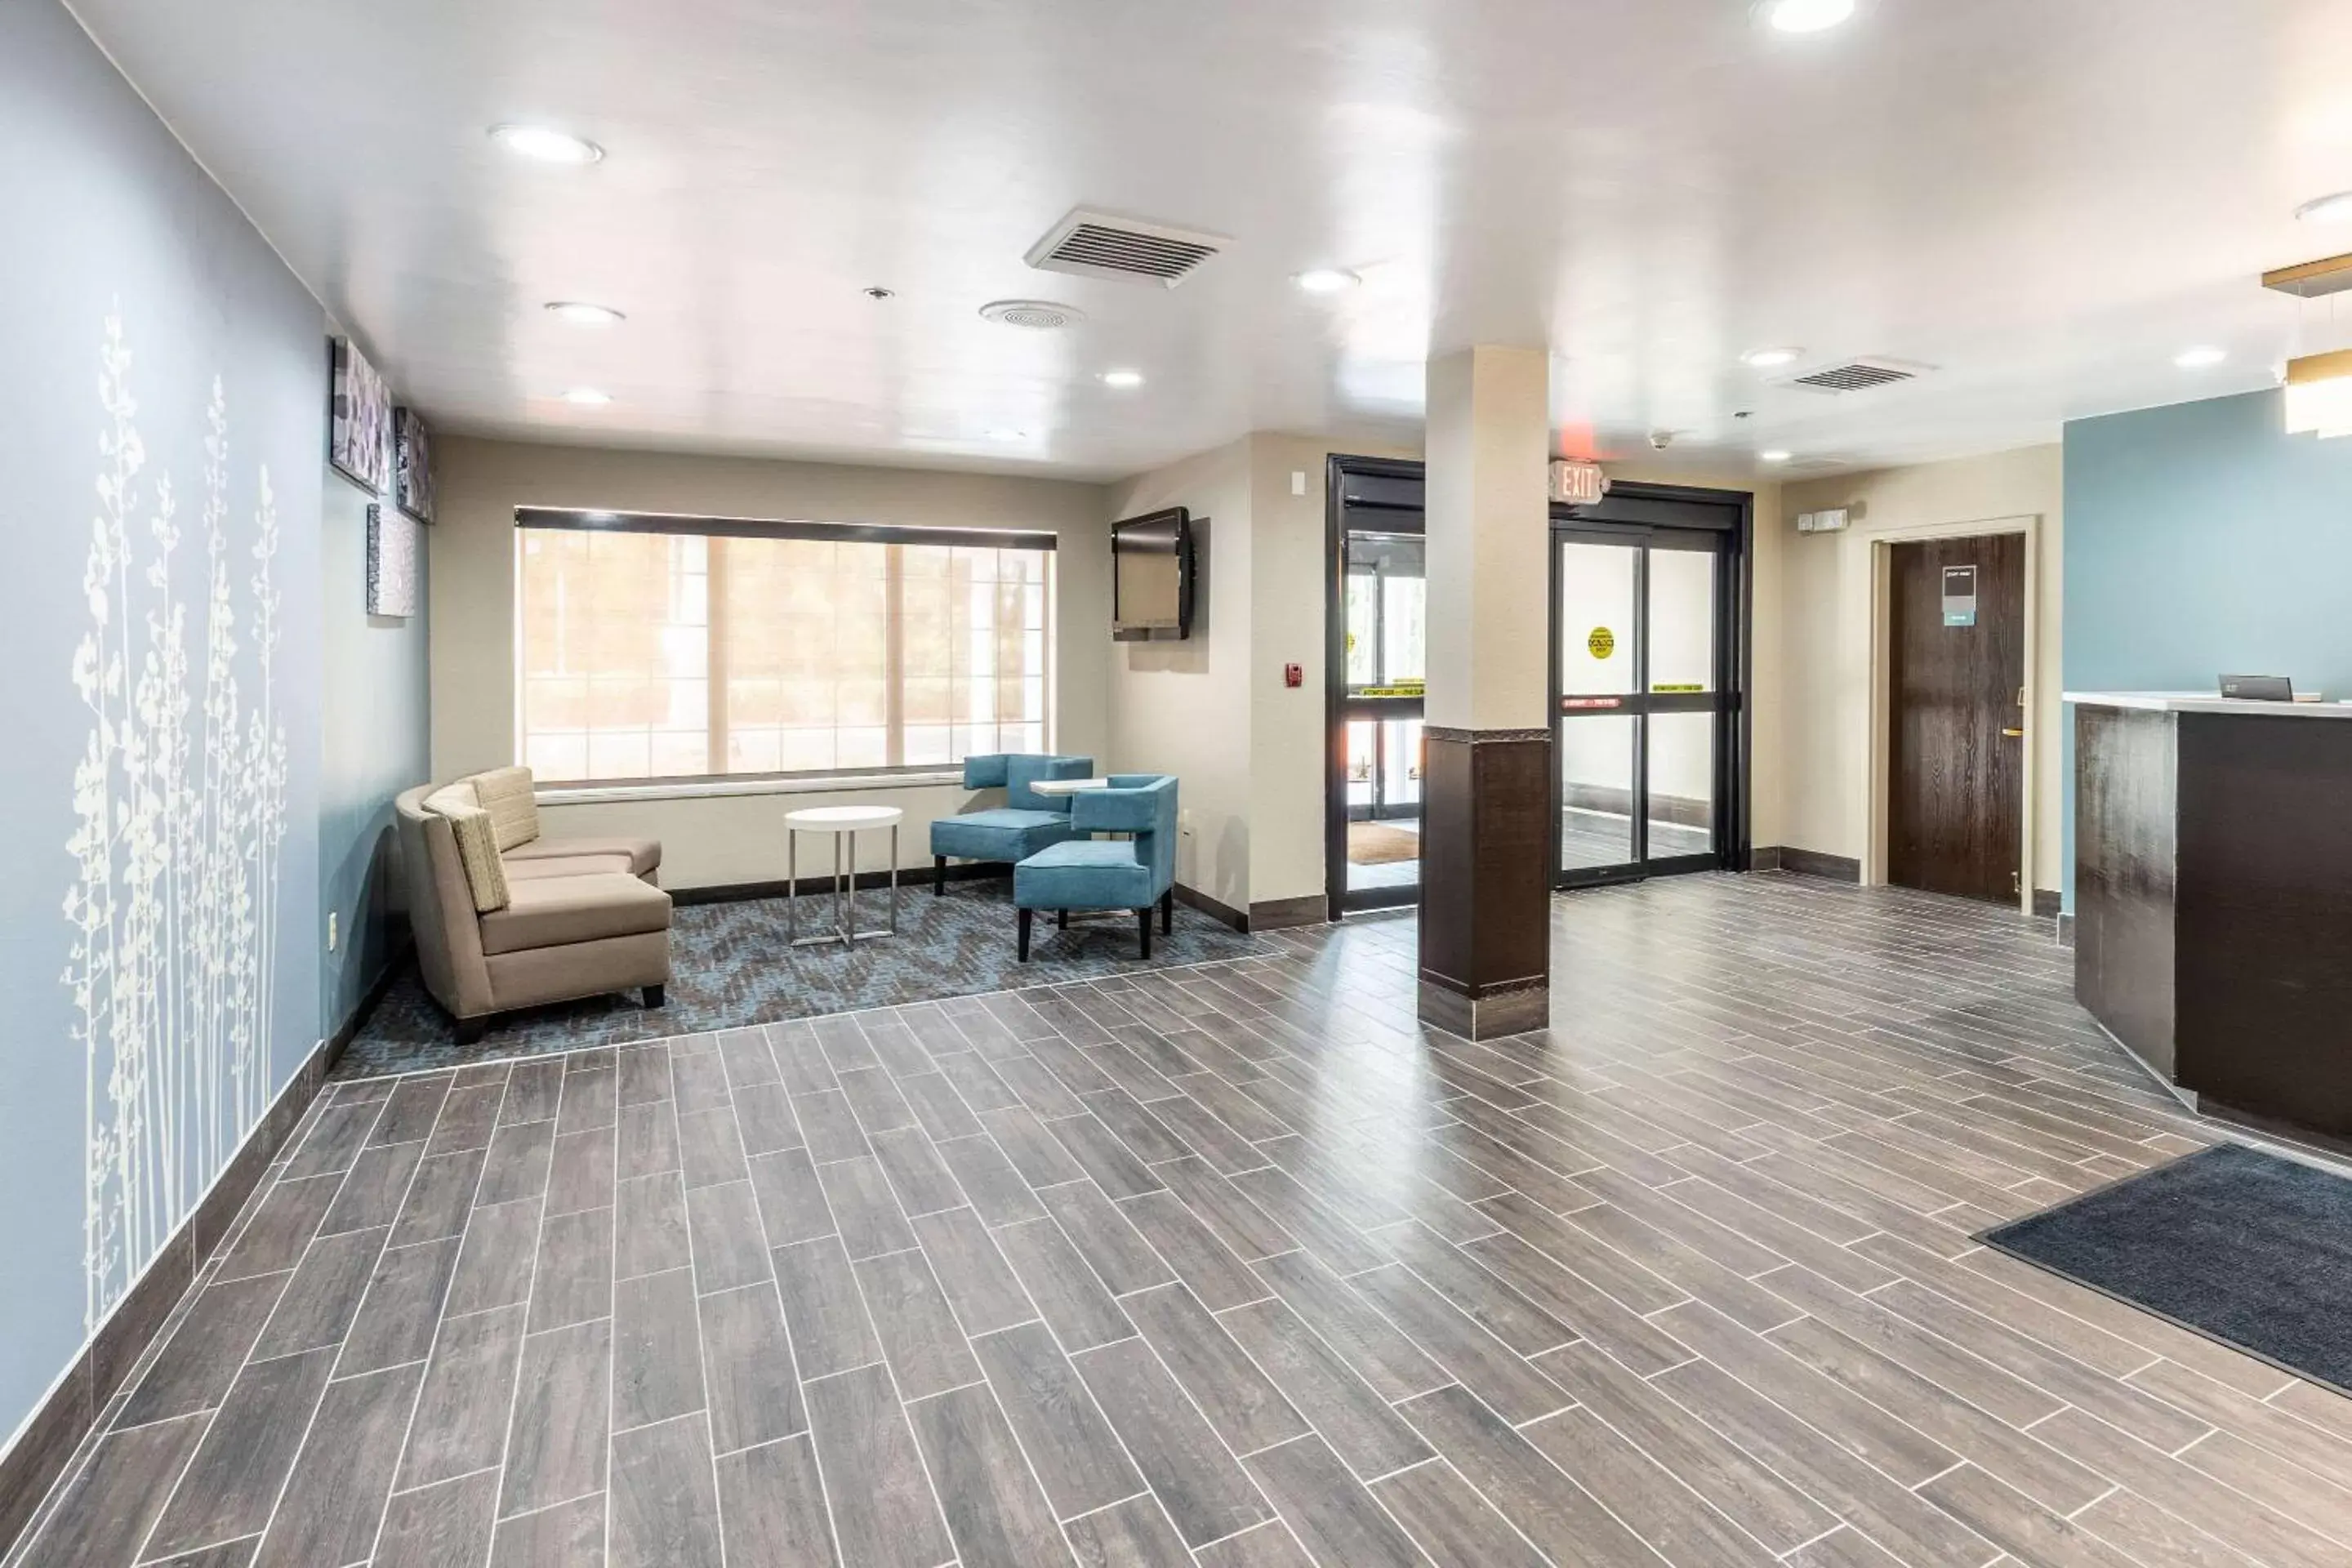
[1553,524,1731,886]
[1340,530,1425,901]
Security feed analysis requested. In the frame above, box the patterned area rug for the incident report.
[338,879,1271,1078]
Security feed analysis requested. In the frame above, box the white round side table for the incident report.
[784,805,904,948]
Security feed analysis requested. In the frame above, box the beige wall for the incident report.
[1780,445,2065,893]
[430,436,1113,889]
[1103,439,1255,911]
[1246,435,1419,910]
[1103,433,1424,917]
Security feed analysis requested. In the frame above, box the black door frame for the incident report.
[1548,491,1751,889]
[1325,463,1753,917]
[1325,456,1428,916]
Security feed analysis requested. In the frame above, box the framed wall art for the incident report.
[394,405,435,523]
[328,336,392,492]
[366,502,418,617]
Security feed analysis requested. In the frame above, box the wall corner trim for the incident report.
[1246,894,1327,932]
[1174,881,1250,933]
[1766,845,1864,883]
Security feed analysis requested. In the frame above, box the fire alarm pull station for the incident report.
[1284,663,1303,688]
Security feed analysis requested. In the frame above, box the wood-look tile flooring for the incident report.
[17,871,2352,1568]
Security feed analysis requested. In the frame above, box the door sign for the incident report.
[1942,565,1978,628]
[1588,626,1616,660]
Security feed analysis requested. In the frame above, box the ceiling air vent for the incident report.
[1777,356,1933,395]
[978,299,1086,331]
[1025,207,1229,287]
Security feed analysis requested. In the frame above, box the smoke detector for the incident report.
[1025,207,1228,287]
[1775,356,1935,394]
[978,299,1087,331]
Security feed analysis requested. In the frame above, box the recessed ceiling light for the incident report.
[1101,369,1145,390]
[544,301,624,326]
[489,124,604,164]
[1294,268,1361,295]
[2176,345,2228,369]
[560,387,612,406]
[863,286,898,301]
[1759,449,1794,464]
[1742,346,1804,369]
[2296,190,2352,225]
[1765,0,1856,33]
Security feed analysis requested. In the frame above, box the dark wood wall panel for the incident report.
[2176,712,2352,1134]
[1419,730,1551,998]
[2073,705,2177,1078]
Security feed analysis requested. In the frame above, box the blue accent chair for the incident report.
[929,753,1094,893]
[1013,774,1178,960]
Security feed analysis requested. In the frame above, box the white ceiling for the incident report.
[67,0,2352,481]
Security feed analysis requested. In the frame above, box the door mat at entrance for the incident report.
[1348,823,1420,866]
[1980,1142,2352,1396]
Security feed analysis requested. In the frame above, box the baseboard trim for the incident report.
[673,862,1005,906]
[0,1034,334,1561]
[2032,889,2062,920]
[324,939,412,1076]
[1174,882,1250,933]
[1246,894,1327,933]
[2056,911,2077,948]
[1766,846,1863,884]
[1750,846,1783,871]
[1416,973,1550,1040]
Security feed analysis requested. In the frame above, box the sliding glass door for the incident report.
[1328,461,1748,915]
[1552,522,1735,887]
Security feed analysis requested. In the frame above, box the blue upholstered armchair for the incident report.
[1013,774,1178,960]
[929,753,1094,893]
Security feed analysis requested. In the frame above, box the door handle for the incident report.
[2001,728,2025,738]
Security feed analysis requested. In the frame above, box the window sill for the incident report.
[537,770,965,807]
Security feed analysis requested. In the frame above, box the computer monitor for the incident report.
[2219,675,2295,702]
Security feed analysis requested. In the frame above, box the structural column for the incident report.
[1418,345,1553,1038]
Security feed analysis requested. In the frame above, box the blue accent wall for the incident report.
[2062,387,2352,902]
[320,483,431,1038]
[0,0,428,1455]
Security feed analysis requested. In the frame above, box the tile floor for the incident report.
[14,871,2352,1568]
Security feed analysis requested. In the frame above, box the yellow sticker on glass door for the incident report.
[1587,626,1616,660]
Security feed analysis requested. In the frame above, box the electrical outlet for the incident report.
[1290,470,1307,497]
[327,911,338,952]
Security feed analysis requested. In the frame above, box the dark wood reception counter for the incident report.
[2072,691,2352,1139]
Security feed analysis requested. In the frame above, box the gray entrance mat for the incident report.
[1980,1141,2352,1396]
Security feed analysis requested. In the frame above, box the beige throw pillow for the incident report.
[425,786,510,913]
[470,765,541,852]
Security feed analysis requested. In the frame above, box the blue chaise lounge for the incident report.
[930,752,1094,893]
[1013,773,1178,960]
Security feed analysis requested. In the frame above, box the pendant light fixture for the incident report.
[2265,251,2352,437]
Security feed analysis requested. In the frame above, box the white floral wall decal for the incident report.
[64,314,289,1332]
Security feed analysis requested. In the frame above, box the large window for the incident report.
[516,510,1056,784]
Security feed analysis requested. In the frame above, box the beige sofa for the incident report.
[395,767,671,1042]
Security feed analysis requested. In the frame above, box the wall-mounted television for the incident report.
[1112,506,1196,641]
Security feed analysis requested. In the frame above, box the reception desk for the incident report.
[2071,691,2352,1139]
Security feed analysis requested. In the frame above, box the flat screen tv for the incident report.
[1112,507,1195,641]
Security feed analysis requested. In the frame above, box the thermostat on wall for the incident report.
[1796,507,1851,533]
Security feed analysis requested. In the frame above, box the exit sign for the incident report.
[1549,459,1609,506]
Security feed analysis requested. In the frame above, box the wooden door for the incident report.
[1888,533,2025,903]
